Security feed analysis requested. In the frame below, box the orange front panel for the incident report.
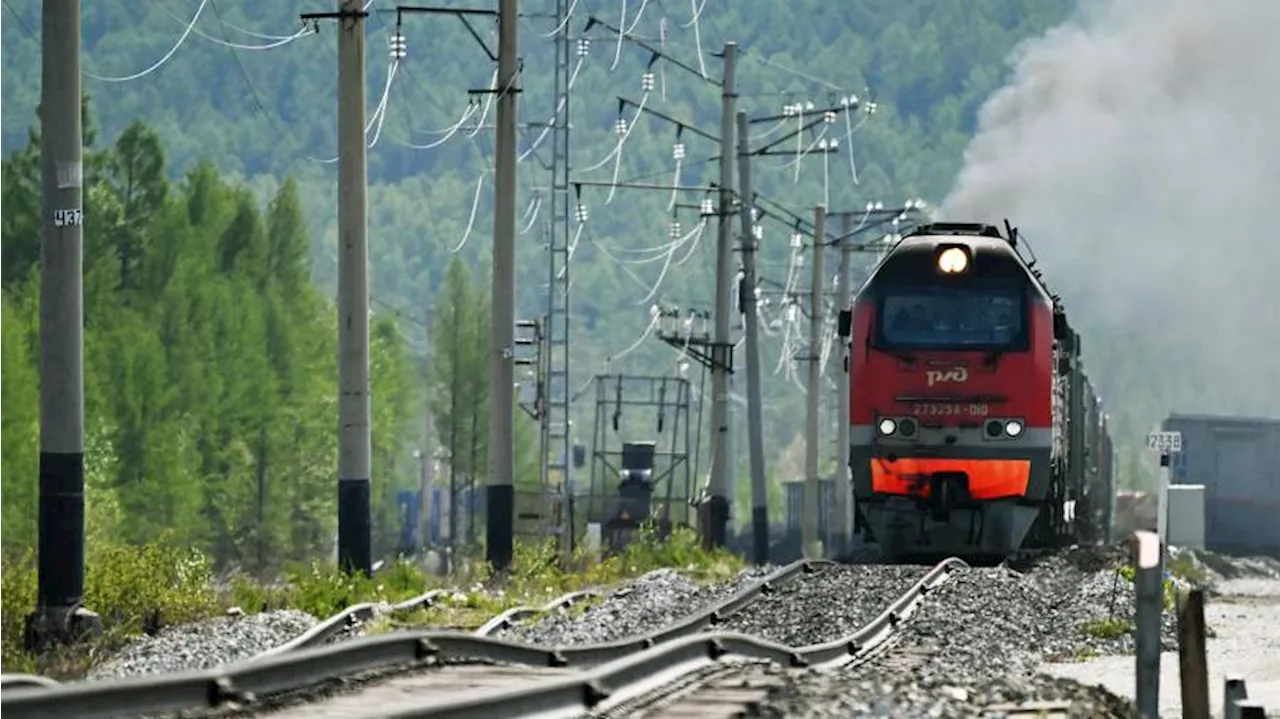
[870,457,1031,500]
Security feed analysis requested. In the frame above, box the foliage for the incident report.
[0,103,418,566]
[1,542,219,675]
[1078,616,1132,640]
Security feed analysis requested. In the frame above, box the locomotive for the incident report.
[845,221,1115,562]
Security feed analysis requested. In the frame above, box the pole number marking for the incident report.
[1147,431,1181,453]
[54,209,83,227]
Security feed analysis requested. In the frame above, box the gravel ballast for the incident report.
[498,565,776,646]
[88,610,318,680]
[717,564,929,647]
[750,548,1162,717]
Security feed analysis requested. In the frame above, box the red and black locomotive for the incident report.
[845,222,1114,561]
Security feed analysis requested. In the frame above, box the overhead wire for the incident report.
[397,103,479,150]
[450,171,489,253]
[85,0,210,82]
[517,44,589,163]
[155,2,314,50]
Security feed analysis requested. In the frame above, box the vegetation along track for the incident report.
[0,559,833,719]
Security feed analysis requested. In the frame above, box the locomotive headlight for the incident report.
[937,247,969,274]
[878,418,897,436]
[1005,420,1024,437]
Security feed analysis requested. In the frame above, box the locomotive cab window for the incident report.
[876,284,1028,351]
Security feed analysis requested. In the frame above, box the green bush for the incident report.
[2,541,221,675]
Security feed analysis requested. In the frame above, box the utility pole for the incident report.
[833,212,854,558]
[735,110,769,566]
[419,310,436,556]
[26,0,101,651]
[703,41,737,550]
[487,0,519,572]
[335,0,372,577]
[803,205,827,560]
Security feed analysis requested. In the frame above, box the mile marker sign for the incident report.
[1148,431,1182,453]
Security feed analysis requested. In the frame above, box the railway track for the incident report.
[342,559,961,719]
[1,559,833,719]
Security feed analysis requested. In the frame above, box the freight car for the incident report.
[844,221,1115,562]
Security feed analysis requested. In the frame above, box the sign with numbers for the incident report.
[53,208,82,227]
[1147,431,1182,453]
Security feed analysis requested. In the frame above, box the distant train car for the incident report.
[845,222,1114,562]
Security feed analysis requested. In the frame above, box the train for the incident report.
[845,221,1115,562]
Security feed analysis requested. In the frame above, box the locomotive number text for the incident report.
[911,403,989,417]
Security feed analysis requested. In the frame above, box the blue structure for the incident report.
[396,489,419,556]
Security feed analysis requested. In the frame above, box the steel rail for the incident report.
[473,590,603,637]
[2,560,830,719]
[0,674,62,690]
[253,588,449,659]
[382,557,968,719]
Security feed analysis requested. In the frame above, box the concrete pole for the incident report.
[803,206,827,560]
[1133,530,1163,719]
[336,0,372,577]
[487,0,519,572]
[703,42,737,549]
[27,0,101,650]
[735,111,770,566]
[419,311,435,554]
[833,212,854,558]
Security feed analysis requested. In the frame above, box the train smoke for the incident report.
[940,0,1280,443]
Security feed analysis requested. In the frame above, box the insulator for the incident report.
[577,38,590,56]
[789,232,803,248]
[700,198,715,216]
[752,224,763,240]
[783,103,797,117]
[615,118,628,135]
[823,111,837,124]
[805,101,815,111]
[641,72,655,92]
[669,220,681,238]
[828,138,840,150]
[575,204,589,223]
[672,142,685,160]
[389,33,407,59]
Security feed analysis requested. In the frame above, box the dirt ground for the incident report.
[1040,575,1280,718]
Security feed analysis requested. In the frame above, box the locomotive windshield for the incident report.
[876,285,1027,350]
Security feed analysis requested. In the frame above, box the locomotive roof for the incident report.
[864,221,1064,313]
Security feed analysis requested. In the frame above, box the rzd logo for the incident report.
[925,367,968,387]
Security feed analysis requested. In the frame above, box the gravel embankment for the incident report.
[89,610,318,680]
[752,548,1166,717]
[498,565,776,646]
[717,564,929,647]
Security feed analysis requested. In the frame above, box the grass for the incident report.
[1,522,743,676]
[1166,553,1209,586]
[1078,617,1133,640]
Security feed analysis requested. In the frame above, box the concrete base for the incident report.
[24,605,103,653]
